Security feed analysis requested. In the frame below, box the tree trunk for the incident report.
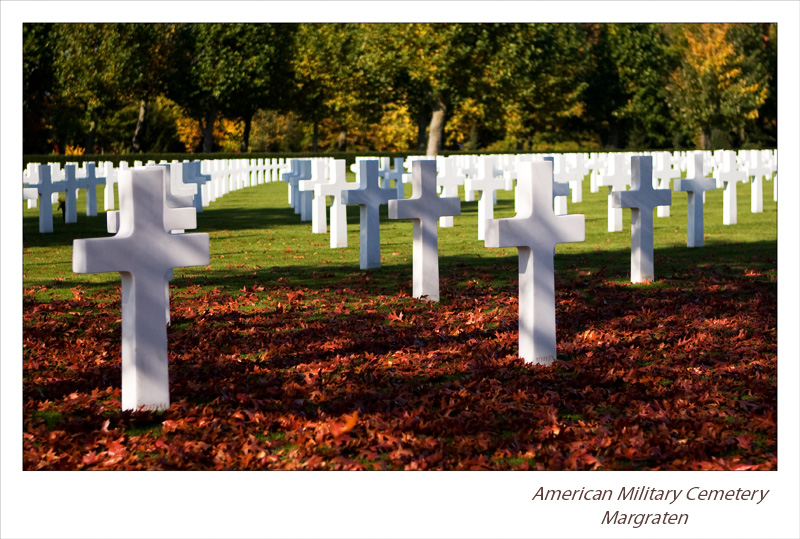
[426,100,446,157]
[201,108,217,153]
[337,129,347,151]
[467,122,479,151]
[85,109,98,153]
[240,113,252,153]
[607,121,621,149]
[312,119,319,152]
[417,113,427,152]
[131,99,147,152]
[700,131,710,150]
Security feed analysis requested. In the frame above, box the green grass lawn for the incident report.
[22,170,777,301]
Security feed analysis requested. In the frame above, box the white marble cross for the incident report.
[597,153,631,232]
[612,156,672,283]
[182,161,210,212]
[341,159,397,269]
[23,184,39,209]
[459,156,478,201]
[767,150,777,202]
[295,160,314,221]
[743,149,770,213]
[436,156,464,227]
[103,161,122,211]
[652,151,681,217]
[24,164,66,233]
[716,150,747,225]
[316,159,357,248]
[299,158,329,233]
[466,155,509,240]
[73,166,209,411]
[79,163,106,217]
[211,159,229,200]
[106,162,200,326]
[550,155,572,215]
[62,164,85,224]
[269,158,285,182]
[251,158,265,185]
[282,159,303,213]
[674,151,716,248]
[587,152,606,193]
[388,160,461,302]
[23,163,39,209]
[379,157,406,199]
[498,154,516,193]
[165,163,198,210]
[545,156,572,215]
[565,153,588,203]
[485,160,584,365]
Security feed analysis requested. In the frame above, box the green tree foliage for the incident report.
[666,23,772,150]
[605,24,678,149]
[166,24,296,153]
[49,24,173,153]
[376,23,505,155]
[23,22,777,156]
[291,24,390,151]
[23,24,58,154]
[111,24,176,152]
[492,23,590,151]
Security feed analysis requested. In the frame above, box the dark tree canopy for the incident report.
[23,22,777,155]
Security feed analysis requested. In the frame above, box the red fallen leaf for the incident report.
[541,424,561,438]
[286,291,304,304]
[735,434,754,450]
[331,411,359,438]
[387,311,404,322]
[82,451,100,466]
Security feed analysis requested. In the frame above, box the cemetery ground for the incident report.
[22,171,777,470]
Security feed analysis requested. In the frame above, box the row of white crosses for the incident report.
[24,149,775,236]
[23,158,292,233]
[67,152,666,410]
[278,155,584,362]
[61,149,772,411]
[269,150,772,294]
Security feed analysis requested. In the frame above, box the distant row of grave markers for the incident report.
[22,149,777,411]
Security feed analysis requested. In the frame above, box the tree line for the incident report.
[23,22,776,156]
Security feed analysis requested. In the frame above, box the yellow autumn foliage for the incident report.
[64,144,85,156]
[445,98,485,148]
[175,113,244,153]
[371,104,417,152]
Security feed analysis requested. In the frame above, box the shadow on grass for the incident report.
[24,235,777,303]
[21,189,491,247]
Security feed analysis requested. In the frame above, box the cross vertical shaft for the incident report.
[612,156,671,283]
[674,152,716,248]
[341,160,397,270]
[389,160,460,301]
[485,160,584,364]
